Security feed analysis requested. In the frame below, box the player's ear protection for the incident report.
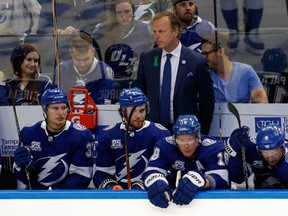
[43,111,47,119]
[118,107,126,118]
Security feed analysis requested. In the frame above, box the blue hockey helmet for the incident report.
[256,123,285,151]
[105,44,137,78]
[173,114,201,136]
[261,48,287,73]
[119,87,148,109]
[41,88,70,112]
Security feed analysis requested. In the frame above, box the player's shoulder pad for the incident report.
[72,123,88,131]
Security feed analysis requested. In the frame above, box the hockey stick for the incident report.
[227,102,249,189]
[79,30,103,61]
[124,105,137,189]
[213,0,222,141]
[12,95,32,190]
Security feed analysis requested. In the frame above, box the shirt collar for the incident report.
[162,42,182,58]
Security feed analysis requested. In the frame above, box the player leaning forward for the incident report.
[13,88,95,189]
[93,87,170,190]
[143,115,230,208]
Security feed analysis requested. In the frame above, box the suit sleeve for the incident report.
[135,52,147,94]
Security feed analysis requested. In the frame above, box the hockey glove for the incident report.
[145,173,172,208]
[173,171,206,206]
[99,179,123,190]
[13,146,33,168]
[226,126,250,157]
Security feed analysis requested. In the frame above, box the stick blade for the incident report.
[227,102,241,128]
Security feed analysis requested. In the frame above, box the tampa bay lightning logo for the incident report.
[34,153,68,186]
[202,138,216,146]
[115,149,149,182]
[0,12,6,23]
[73,123,87,131]
[134,3,155,24]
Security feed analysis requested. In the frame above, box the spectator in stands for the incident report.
[54,35,114,104]
[37,0,105,34]
[0,0,41,40]
[172,0,217,53]
[94,0,154,80]
[2,43,53,105]
[259,48,288,103]
[201,33,268,103]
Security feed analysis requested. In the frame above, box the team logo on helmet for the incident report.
[173,114,201,136]
[256,123,284,150]
[261,48,288,73]
[105,44,138,78]
[119,87,148,108]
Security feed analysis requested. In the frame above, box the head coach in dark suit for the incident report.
[135,11,214,135]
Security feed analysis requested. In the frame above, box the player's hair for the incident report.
[110,0,135,15]
[153,12,182,39]
[70,35,94,53]
[201,32,230,54]
[9,44,42,105]
[10,43,41,78]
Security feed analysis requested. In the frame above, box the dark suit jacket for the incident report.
[136,45,215,135]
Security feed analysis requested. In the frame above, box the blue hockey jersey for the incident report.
[142,135,230,189]
[55,58,115,104]
[180,16,216,53]
[228,137,288,189]
[13,121,94,189]
[4,75,53,105]
[93,121,170,189]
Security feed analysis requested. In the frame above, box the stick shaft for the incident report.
[227,102,249,189]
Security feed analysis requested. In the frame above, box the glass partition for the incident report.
[0,0,287,104]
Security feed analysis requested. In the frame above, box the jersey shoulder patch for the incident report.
[150,147,160,161]
[73,123,87,131]
[250,136,257,144]
[103,124,117,131]
[155,123,168,131]
[23,122,37,128]
[201,138,217,146]
[105,66,114,79]
[166,136,176,145]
